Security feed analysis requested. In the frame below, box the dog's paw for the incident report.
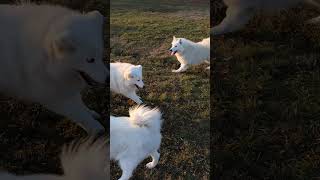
[146,162,156,169]
[172,69,180,73]
[206,66,210,70]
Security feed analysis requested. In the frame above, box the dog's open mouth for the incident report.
[134,84,140,89]
[77,71,98,86]
[170,51,177,56]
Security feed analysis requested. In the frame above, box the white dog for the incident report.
[0,4,108,134]
[211,0,320,35]
[169,36,210,73]
[110,106,163,180]
[110,62,144,104]
[0,137,109,180]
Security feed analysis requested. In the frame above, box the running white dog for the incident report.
[0,4,108,134]
[110,106,163,180]
[169,36,210,73]
[0,137,109,180]
[211,0,320,35]
[110,63,144,104]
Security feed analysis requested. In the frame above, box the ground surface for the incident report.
[212,1,320,179]
[110,0,210,179]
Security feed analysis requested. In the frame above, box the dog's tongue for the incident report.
[170,52,175,56]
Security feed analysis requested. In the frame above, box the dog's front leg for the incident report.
[211,7,253,36]
[126,91,143,104]
[46,94,105,134]
[172,63,189,73]
[146,151,160,169]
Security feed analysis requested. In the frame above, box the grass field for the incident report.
[0,0,109,176]
[212,1,320,179]
[110,0,210,179]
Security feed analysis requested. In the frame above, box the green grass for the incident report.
[213,1,320,179]
[111,0,210,179]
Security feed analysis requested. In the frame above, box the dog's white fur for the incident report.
[169,36,210,72]
[0,4,108,134]
[211,0,320,35]
[0,137,109,180]
[110,62,144,104]
[110,106,162,180]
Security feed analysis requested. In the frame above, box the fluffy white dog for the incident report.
[110,62,144,104]
[211,0,320,35]
[169,36,210,73]
[110,106,163,180]
[0,4,108,134]
[0,137,109,180]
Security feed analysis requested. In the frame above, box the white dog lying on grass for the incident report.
[169,36,210,72]
[211,0,320,36]
[110,62,144,104]
[0,4,109,134]
[0,137,109,180]
[110,106,163,180]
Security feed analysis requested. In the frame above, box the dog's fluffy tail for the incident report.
[129,105,162,131]
[61,136,109,180]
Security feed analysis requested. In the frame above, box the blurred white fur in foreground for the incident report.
[0,137,109,180]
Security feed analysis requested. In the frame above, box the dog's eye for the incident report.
[175,45,177,47]
[86,58,95,63]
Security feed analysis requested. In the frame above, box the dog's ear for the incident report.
[173,36,176,41]
[137,65,142,69]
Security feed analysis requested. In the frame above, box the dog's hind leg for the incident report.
[118,158,140,180]
[211,7,254,36]
[146,151,160,169]
[172,63,189,73]
[46,94,105,134]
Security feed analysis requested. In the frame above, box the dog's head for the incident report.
[124,65,144,89]
[169,36,184,55]
[47,11,108,86]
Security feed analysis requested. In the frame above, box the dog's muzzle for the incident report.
[169,49,177,55]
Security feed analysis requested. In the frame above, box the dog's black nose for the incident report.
[169,48,172,51]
